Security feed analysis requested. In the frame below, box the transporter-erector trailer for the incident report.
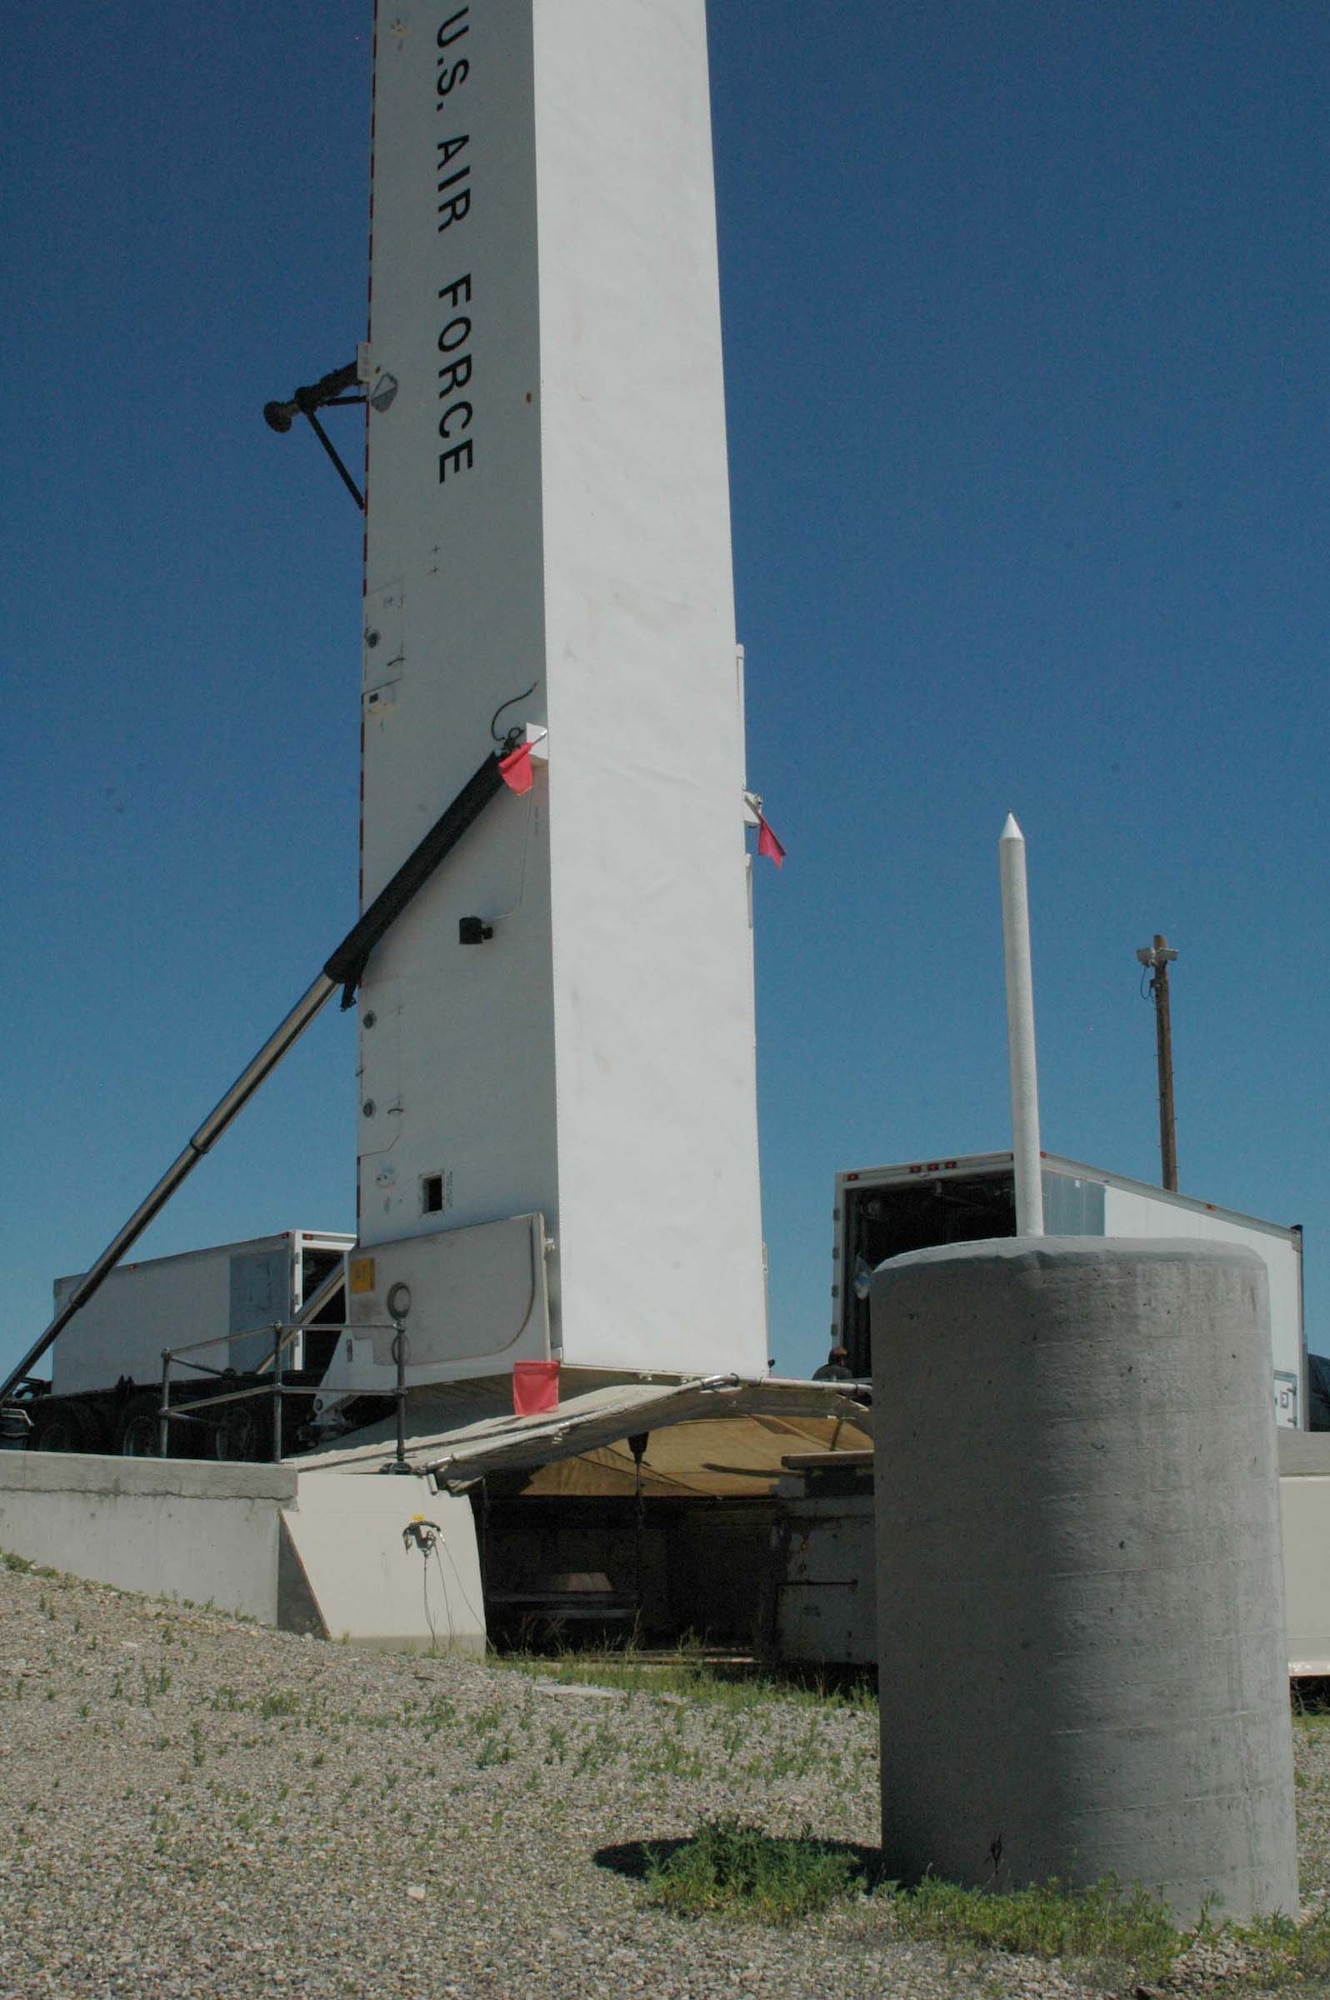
[3,0,777,1434]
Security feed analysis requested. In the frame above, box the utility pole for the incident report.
[1136,934,1179,1191]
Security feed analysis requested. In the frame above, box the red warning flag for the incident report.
[757,815,786,868]
[499,742,534,794]
[512,1359,560,1416]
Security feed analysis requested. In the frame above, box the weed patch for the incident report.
[643,1818,865,1923]
[1225,1906,1330,1988]
[880,1873,1180,1983]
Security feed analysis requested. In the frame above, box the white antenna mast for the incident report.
[1000,814,1045,1236]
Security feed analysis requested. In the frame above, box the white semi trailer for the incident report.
[10,1235,354,1456]
[833,1151,1306,1428]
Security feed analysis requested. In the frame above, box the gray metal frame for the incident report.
[157,1319,407,1465]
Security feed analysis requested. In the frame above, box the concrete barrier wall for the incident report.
[0,1454,485,1655]
[0,1453,293,1621]
[281,1470,485,1654]
[5,1439,1326,1675]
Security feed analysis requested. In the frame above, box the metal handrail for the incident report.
[157,1319,407,1465]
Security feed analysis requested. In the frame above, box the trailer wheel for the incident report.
[73,1401,109,1452]
[114,1393,162,1457]
[211,1399,271,1463]
[30,1400,100,1454]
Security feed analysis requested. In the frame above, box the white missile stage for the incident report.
[343,0,768,1386]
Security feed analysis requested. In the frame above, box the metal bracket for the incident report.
[264,359,367,512]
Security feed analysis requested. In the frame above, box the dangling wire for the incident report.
[490,681,540,747]
[437,1533,485,1632]
[486,787,536,924]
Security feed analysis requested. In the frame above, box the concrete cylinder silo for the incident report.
[872,1236,1298,1923]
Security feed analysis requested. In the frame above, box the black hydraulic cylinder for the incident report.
[324,751,504,1004]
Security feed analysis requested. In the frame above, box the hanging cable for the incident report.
[490,681,540,745]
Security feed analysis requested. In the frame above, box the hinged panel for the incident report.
[322,1213,551,1388]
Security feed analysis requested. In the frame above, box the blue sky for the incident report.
[3,0,1327,1382]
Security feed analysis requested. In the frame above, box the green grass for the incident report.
[1224,1907,1330,1989]
[644,1818,865,1922]
[643,1820,1185,1982]
[1,1552,56,1578]
[259,1689,303,1719]
[496,1647,876,1712]
[884,1872,1181,1982]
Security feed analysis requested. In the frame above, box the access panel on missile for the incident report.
[354,0,767,1381]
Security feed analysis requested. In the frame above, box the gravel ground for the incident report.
[1,1559,1328,2000]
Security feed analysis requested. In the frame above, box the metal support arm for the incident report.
[264,361,366,512]
[1,747,510,1403]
